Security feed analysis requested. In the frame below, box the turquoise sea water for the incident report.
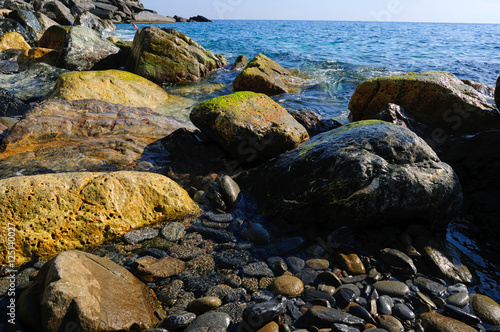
[114,20,500,122]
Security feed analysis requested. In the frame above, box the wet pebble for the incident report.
[471,294,500,326]
[379,248,417,275]
[373,280,410,297]
[335,288,358,308]
[414,276,446,297]
[141,237,175,251]
[247,222,272,245]
[317,284,336,296]
[252,289,275,302]
[446,292,470,308]
[124,226,159,245]
[302,306,365,328]
[218,301,247,324]
[448,283,468,294]
[348,303,376,325]
[302,289,336,307]
[161,222,186,242]
[189,223,236,243]
[166,311,196,329]
[219,175,241,206]
[184,312,232,332]
[419,311,477,332]
[243,261,274,278]
[275,236,306,255]
[413,291,437,312]
[296,268,320,286]
[376,314,405,332]
[158,279,184,306]
[134,256,185,281]
[444,304,482,325]
[213,249,251,269]
[317,271,343,287]
[332,323,361,332]
[169,244,204,260]
[337,284,361,298]
[377,295,394,315]
[393,302,416,321]
[267,256,288,275]
[137,247,169,258]
[285,256,305,274]
[306,259,330,270]
[242,296,287,327]
[271,275,304,297]
[188,296,223,313]
[334,252,366,275]
[341,275,367,284]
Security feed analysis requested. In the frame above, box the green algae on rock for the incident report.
[190,91,309,163]
[349,71,500,134]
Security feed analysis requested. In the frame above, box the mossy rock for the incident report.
[190,91,309,163]
[348,71,500,134]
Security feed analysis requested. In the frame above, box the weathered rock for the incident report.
[0,62,67,102]
[44,69,191,117]
[188,296,223,313]
[231,54,248,71]
[302,306,365,328]
[74,11,116,33]
[446,293,470,308]
[124,226,159,245]
[233,53,298,96]
[373,281,410,297]
[349,71,500,134]
[59,25,120,70]
[161,221,186,242]
[37,25,70,50]
[133,11,176,23]
[128,27,226,84]
[0,87,30,117]
[40,0,74,25]
[18,250,162,332]
[419,311,476,332]
[0,171,200,265]
[414,276,446,297]
[242,296,287,328]
[70,0,96,15]
[35,12,58,31]
[271,275,304,297]
[6,9,43,40]
[373,103,431,140]
[174,15,188,22]
[134,256,185,281]
[244,120,462,230]
[471,294,500,325]
[0,99,196,177]
[461,79,495,98]
[289,109,342,137]
[379,248,417,276]
[17,47,59,69]
[0,31,30,51]
[190,91,309,163]
[5,0,33,11]
[0,17,33,44]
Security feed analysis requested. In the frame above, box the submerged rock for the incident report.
[233,53,298,96]
[349,71,500,134]
[244,120,462,230]
[18,250,162,332]
[231,54,249,71]
[127,27,226,84]
[190,91,309,163]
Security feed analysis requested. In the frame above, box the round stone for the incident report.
[257,321,279,332]
[124,226,159,245]
[306,259,330,270]
[446,292,470,308]
[373,280,410,297]
[188,296,223,313]
[471,294,500,325]
[271,275,304,298]
[334,252,366,275]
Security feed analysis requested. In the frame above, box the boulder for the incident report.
[496,76,500,109]
[40,0,74,25]
[6,9,44,40]
[189,15,212,22]
[0,31,30,51]
[461,79,495,99]
[37,25,71,51]
[348,71,500,135]
[0,99,196,178]
[471,294,500,325]
[243,120,462,230]
[419,311,476,332]
[44,69,193,117]
[35,12,59,31]
[74,11,116,33]
[127,26,226,84]
[190,91,309,163]
[0,17,33,44]
[17,47,60,69]
[70,0,95,14]
[133,11,176,23]
[59,25,121,70]
[0,62,67,102]
[231,54,249,71]
[0,171,201,265]
[5,0,33,11]
[18,250,163,331]
[0,87,30,117]
[289,109,342,137]
[373,103,431,140]
[233,53,297,96]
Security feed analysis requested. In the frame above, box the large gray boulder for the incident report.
[127,26,226,84]
[40,0,75,25]
[244,120,462,230]
[6,9,44,40]
[74,11,116,33]
[19,250,162,332]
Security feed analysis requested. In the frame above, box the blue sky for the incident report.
[141,0,500,24]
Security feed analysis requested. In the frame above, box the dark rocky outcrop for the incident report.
[289,109,342,137]
[231,54,249,71]
[39,0,75,25]
[127,27,226,84]
[0,17,34,44]
[189,15,212,22]
[133,10,176,23]
[37,24,70,50]
[6,9,44,40]
[174,15,188,22]
[243,120,462,231]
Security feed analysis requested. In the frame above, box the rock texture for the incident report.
[74,11,116,33]
[18,250,162,332]
[190,91,309,163]
[0,171,200,265]
[0,17,34,44]
[133,11,175,23]
[44,69,191,117]
[17,47,59,69]
[0,87,30,117]
[0,99,196,178]
[233,53,297,96]
[471,294,500,325]
[6,8,43,40]
[0,31,30,51]
[244,120,462,230]
[37,24,70,50]
[419,311,476,332]
[127,27,226,84]
[348,71,500,134]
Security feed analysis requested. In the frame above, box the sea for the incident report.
[114,20,500,300]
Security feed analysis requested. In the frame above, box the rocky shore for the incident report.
[1,2,500,332]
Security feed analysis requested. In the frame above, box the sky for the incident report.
[141,0,500,24]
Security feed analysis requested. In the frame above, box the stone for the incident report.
[37,25,71,51]
[231,54,249,71]
[35,12,58,32]
[286,256,305,274]
[471,294,500,325]
[349,71,500,135]
[127,27,226,84]
[213,249,252,269]
[44,69,191,118]
[378,248,417,276]
[158,279,184,306]
[219,175,241,206]
[134,256,185,281]
[334,252,366,275]
[188,296,223,313]
[74,11,116,33]
[18,250,161,332]
[174,15,188,22]
[306,259,330,270]
[0,17,33,44]
[6,9,43,40]
[0,99,196,178]
[247,222,272,245]
[124,226,159,245]
[414,276,446,297]
[267,257,288,275]
[302,289,336,306]
[0,87,30,117]
[290,109,342,137]
[302,306,365,328]
[17,47,60,69]
[415,237,473,284]
[0,31,30,51]
[271,275,304,298]
[419,311,476,332]
[40,0,74,25]
[373,281,410,297]
[59,25,120,71]
[242,296,287,328]
[165,311,196,329]
[184,312,232,332]
[189,15,212,22]
[243,120,462,230]
[161,222,186,242]
[377,295,394,315]
[446,293,470,308]
[0,171,200,266]
[243,262,274,278]
[0,62,67,102]
[233,53,297,96]
[393,303,415,321]
[496,76,500,109]
[133,11,176,23]
[373,103,431,140]
[190,91,309,163]
[460,79,495,98]
[376,315,404,332]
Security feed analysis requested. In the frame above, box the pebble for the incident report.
[471,294,500,326]
[218,301,247,324]
[275,237,306,255]
[368,268,383,282]
[256,321,279,332]
[243,262,274,278]
[158,279,184,306]
[317,284,336,296]
[188,296,223,313]
[166,311,197,329]
[379,248,417,275]
[137,248,169,258]
[419,311,477,332]
[242,296,287,327]
[286,256,305,274]
[161,222,186,242]
[335,288,357,308]
[189,224,236,243]
[124,226,159,245]
[414,276,446,297]
[302,306,365,328]
[219,175,241,206]
[306,259,330,270]
[413,291,437,312]
[341,275,367,284]
[302,289,336,307]
[295,268,319,286]
[169,244,204,260]
[247,222,272,245]
[184,312,232,332]
[267,256,288,275]
[448,283,468,294]
[446,292,470,308]
[376,314,405,332]
[242,277,259,293]
[317,271,343,287]
[332,323,360,332]
[334,252,366,275]
[393,303,416,321]
[444,304,482,325]
[348,304,376,325]
[204,211,234,223]
[337,284,361,297]
[213,249,251,268]
[373,280,410,297]
[141,237,175,251]
[271,275,304,297]
[134,256,185,281]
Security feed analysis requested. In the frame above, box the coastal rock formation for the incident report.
[59,25,120,70]
[6,9,44,40]
[244,120,462,230]
[74,11,116,33]
[0,171,200,265]
[349,71,500,134]
[0,62,67,102]
[289,109,342,137]
[17,47,60,69]
[0,99,196,178]
[0,17,33,43]
[496,76,500,109]
[18,250,163,331]
[44,69,192,117]
[127,27,226,84]
[0,31,30,51]
[37,25,70,50]
[189,15,212,22]
[133,10,176,23]
[231,54,249,71]
[190,91,309,163]
[38,0,75,26]
[233,53,297,96]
